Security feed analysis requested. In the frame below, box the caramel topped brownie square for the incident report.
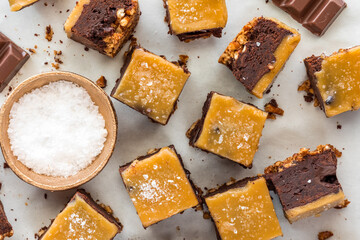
[205,177,282,240]
[111,45,190,125]
[119,146,199,228]
[265,145,346,223]
[0,201,13,240]
[40,190,122,240]
[187,92,267,168]
[219,17,300,98]
[64,0,140,57]
[8,0,39,11]
[304,46,360,117]
[164,0,228,41]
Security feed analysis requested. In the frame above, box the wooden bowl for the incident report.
[0,72,118,191]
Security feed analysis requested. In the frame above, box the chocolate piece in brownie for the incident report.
[187,92,267,168]
[271,0,346,36]
[64,0,140,57]
[264,145,346,223]
[111,43,190,125]
[204,177,282,240]
[119,146,199,228]
[8,0,39,11]
[0,32,29,92]
[40,190,122,240]
[219,17,300,98]
[0,201,13,239]
[163,0,227,42]
[304,46,360,117]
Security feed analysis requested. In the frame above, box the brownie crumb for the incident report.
[203,211,211,219]
[337,124,342,129]
[34,33,39,37]
[176,226,180,231]
[264,99,284,119]
[298,79,320,107]
[44,193,47,199]
[59,40,63,44]
[45,25,54,42]
[3,163,9,169]
[96,76,107,88]
[0,183,2,191]
[318,231,333,240]
[44,62,48,65]
[334,199,350,209]
[84,47,89,51]
[44,2,47,6]
[28,48,36,54]
[8,86,12,92]
[51,63,60,70]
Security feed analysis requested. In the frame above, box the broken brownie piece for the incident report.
[64,0,140,57]
[40,190,122,240]
[119,146,199,228]
[187,92,268,168]
[264,144,346,223]
[0,201,13,239]
[219,17,300,98]
[304,46,360,117]
[111,44,190,125]
[8,0,39,11]
[204,177,282,240]
[163,0,228,42]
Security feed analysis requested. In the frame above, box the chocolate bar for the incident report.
[271,0,346,36]
[0,32,29,92]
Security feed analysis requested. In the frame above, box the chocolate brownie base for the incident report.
[231,18,292,91]
[0,201,13,239]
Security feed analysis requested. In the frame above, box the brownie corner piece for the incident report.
[264,144,346,223]
[204,177,282,239]
[218,17,300,98]
[39,189,122,240]
[0,200,13,239]
[164,0,227,42]
[119,146,199,228]
[111,44,190,125]
[304,46,360,117]
[187,92,267,168]
[64,0,140,57]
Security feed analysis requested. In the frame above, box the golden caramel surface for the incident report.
[41,195,118,240]
[167,0,227,34]
[121,147,199,227]
[205,178,282,240]
[194,93,267,167]
[8,0,38,11]
[112,48,190,124]
[315,46,360,117]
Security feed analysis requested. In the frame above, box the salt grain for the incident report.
[7,81,107,177]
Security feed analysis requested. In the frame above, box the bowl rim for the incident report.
[0,71,118,191]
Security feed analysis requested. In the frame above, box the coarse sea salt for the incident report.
[7,80,107,177]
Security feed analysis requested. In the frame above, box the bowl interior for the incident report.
[0,72,117,191]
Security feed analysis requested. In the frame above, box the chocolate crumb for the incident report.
[59,40,63,44]
[337,124,342,129]
[44,2,47,6]
[318,231,333,240]
[3,163,9,169]
[203,211,211,219]
[84,47,89,51]
[264,99,284,119]
[96,76,107,88]
[34,33,39,37]
[44,62,48,65]
[44,193,47,199]
[8,86,12,92]
[45,25,54,42]
[334,199,350,209]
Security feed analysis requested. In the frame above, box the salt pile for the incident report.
[7,80,107,177]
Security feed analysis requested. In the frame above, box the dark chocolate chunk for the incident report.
[232,18,291,91]
[271,0,346,36]
[0,32,29,92]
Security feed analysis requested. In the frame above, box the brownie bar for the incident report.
[0,32,29,92]
[0,201,13,239]
[271,0,346,36]
[65,0,140,57]
[40,189,122,239]
[265,145,346,223]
